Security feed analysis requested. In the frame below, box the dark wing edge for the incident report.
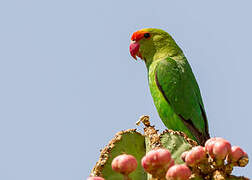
[154,58,209,145]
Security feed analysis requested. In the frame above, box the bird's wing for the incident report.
[155,57,209,143]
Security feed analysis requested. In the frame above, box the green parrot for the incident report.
[129,28,210,145]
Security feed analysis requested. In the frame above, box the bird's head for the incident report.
[129,28,182,66]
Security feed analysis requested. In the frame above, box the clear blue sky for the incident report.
[0,0,251,179]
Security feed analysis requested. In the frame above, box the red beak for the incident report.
[130,41,140,60]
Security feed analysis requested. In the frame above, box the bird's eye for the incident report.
[144,33,150,38]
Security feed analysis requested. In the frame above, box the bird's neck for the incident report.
[145,47,184,71]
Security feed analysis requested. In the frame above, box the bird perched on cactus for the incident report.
[129,28,210,145]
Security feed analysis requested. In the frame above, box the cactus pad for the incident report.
[91,129,147,180]
[160,129,197,164]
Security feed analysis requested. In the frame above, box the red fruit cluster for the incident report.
[228,146,248,165]
[181,137,248,169]
[88,138,248,180]
[141,148,192,179]
[205,137,248,164]
[109,149,192,180]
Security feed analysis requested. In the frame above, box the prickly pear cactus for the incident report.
[89,116,249,180]
[90,116,195,179]
[91,129,147,180]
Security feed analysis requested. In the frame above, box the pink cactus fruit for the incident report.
[185,146,206,167]
[87,177,105,180]
[181,151,188,162]
[212,138,231,160]
[205,137,231,159]
[166,164,191,180]
[205,137,217,157]
[141,148,173,174]
[228,146,247,162]
[111,154,137,175]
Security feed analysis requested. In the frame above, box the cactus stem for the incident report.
[212,170,225,180]
[224,163,233,175]
[214,159,224,167]
[123,175,131,180]
[140,116,162,150]
[136,115,151,127]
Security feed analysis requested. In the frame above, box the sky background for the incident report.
[0,0,251,179]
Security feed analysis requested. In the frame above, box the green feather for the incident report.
[136,28,210,145]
